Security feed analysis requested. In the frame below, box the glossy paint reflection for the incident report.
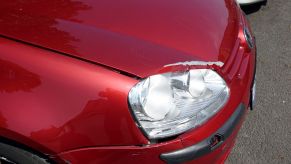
[0,0,91,54]
[0,112,7,128]
[0,0,239,78]
[30,88,138,151]
[0,59,41,93]
[0,0,256,163]
[0,38,147,154]
[219,0,240,62]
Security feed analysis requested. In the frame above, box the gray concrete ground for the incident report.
[227,0,291,163]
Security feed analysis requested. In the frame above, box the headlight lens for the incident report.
[128,69,229,139]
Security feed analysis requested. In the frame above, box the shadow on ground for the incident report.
[240,1,267,15]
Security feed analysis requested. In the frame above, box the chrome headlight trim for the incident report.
[128,69,230,139]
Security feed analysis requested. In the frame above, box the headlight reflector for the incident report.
[128,69,229,139]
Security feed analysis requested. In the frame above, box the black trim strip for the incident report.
[160,103,246,164]
[250,45,257,110]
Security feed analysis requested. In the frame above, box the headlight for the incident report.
[128,69,229,139]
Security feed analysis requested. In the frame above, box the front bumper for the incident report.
[56,104,247,164]
[160,104,245,163]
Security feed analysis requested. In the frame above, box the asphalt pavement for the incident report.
[227,0,291,163]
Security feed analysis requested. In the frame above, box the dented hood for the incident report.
[0,0,239,78]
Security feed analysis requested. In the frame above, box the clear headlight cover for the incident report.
[128,69,229,139]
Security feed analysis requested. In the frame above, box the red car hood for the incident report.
[0,0,239,78]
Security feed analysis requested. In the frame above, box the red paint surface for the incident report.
[0,0,256,163]
[58,116,243,164]
[0,0,239,77]
[0,38,148,154]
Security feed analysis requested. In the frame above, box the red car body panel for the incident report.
[0,0,239,78]
[57,37,256,163]
[0,0,256,163]
[0,38,148,153]
[58,117,242,164]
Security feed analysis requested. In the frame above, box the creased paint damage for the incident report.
[164,61,224,67]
